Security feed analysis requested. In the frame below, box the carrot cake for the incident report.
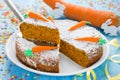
[16,12,105,73]
[20,12,60,46]
[55,20,104,67]
[17,12,60,73]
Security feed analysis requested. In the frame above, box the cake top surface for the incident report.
[55,20,101,39]
[55,20,103,58]
[23,18,57,29]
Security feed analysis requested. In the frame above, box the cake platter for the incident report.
[6,31,110,76]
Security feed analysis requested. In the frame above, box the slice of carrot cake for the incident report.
[20,12,60,46]
[16,36,59,73]
[17,12,60,73]
[55,20,105,67]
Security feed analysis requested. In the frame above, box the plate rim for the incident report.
[6,31,110,76]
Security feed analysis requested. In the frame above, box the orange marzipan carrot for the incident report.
[75,37,100,42]
[47,16,54,23]
[32,46,58,53]
[28,12,49,22]
[43,0,119,27]
[68,21,86,31]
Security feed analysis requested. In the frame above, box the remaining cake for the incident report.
[16,36,60,73]
[55,20,103,67]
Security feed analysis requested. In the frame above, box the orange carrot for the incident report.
[43,0,119,27]
[47,16,54,23]
[75,37,100,43]
[28,12,49,22]
[32,46,57,53]
[68,21,86,31]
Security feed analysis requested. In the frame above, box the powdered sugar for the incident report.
[17,37,36,50]
[36,49,59,66]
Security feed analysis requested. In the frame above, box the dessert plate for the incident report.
[6,31,109,76]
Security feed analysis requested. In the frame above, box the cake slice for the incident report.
[55,20,103,67]
[20,12,60,46]
[17,12,60,72]
[16,36,59,73]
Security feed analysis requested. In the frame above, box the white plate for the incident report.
[6,32,110,76]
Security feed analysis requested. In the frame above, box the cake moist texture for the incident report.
[20,18,60,46]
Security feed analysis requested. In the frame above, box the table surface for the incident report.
[0,0,120,80]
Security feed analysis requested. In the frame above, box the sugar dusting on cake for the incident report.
[55,20,102,59]
[24,18,57,29]
[35,49,59,66]
[16,37,36,50]
[16,37,59,67]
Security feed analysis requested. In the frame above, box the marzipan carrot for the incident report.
[32,46,57,53]
[47,16,54,23]
[28,12,49,22]
[43,0,119,27]
[75,37,100,43]
[68,21,86,31]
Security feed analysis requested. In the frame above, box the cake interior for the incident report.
[20,20,60,46]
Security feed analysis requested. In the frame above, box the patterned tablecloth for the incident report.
[0,0,120,80]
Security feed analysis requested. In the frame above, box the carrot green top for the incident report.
[24,49,34,58]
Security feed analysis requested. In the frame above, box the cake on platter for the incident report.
[16,12,106,73]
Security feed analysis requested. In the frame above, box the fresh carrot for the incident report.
[75,37,100,43]
[32,46,57,53]
[28,12,49,22]
[43,0,119,27]
[68,21,86,31]
[47,16,54,23]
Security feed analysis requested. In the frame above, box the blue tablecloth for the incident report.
[0,0,120,80]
